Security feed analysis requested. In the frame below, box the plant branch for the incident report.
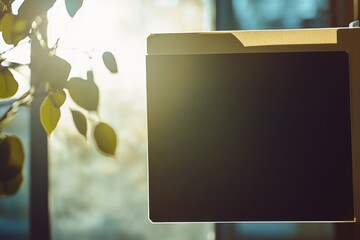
[0,39,31,58]
[0,87,34,124]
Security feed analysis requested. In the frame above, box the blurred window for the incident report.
[48,0,215,239]
[215,1,360,240]
[0,108,30,240]
[217,0,332,30]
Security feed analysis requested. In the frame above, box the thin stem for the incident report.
[0,39,31,57]
[2,61,29,68]
[0,0,15,6]
[0,87,34,123]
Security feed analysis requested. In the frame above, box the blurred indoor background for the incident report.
[0,0,359,239]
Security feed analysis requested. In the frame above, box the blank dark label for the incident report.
[147,51,353,222]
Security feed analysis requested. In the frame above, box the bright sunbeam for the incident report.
[47,0,123,78]
[47,0,115,50]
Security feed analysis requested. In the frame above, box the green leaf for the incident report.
[0,67,18,98]
[0,134,25,197]
[0,135,24,178]
[65,0,83,17]
[2,13,14,44]
[0,136,11,170]
[66,77,99,111]
[0,173,23,197]
[1,13,30,45]
[71,110,87,139]
[0,1,11,30]
[45,55,71,91]
[40,95,61,136]
[102,51,118,73]
[94,122,117,156]
[49,89,66,108]
[18,0,56,19]
[5,135,24,169]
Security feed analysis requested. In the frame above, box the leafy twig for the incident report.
[0,87,34,124]
[0,39,31,57]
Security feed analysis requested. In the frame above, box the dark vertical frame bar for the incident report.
[215,224,239,240]
[329,0,353,26]
[30,92,50,240]
[215,0,238,30]
[331,0,360,239]
[30,18,50,240]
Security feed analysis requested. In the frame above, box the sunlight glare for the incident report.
[47,0,115,50]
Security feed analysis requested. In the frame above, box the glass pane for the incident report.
[0,2,32,238]
[235,223,335,240]
[0,108,30,240]
[232,0,330,29]
[48,0,214,239]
